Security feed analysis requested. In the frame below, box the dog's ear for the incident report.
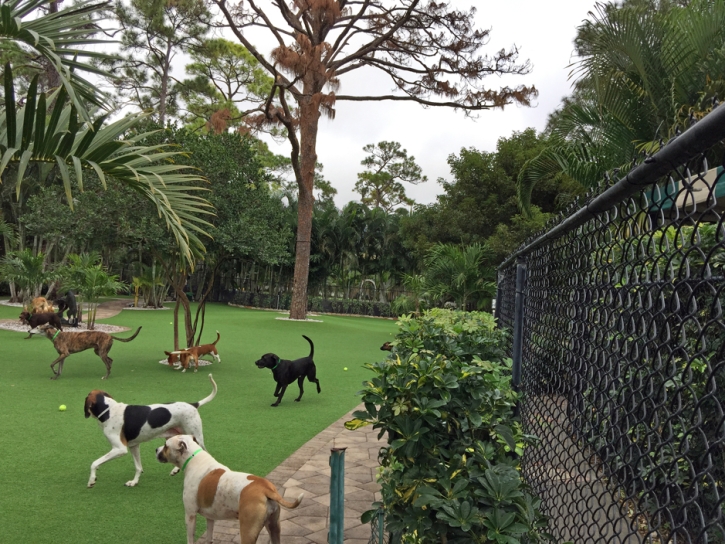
[177,439,188,454]
[84,394,93,418]
[164,351,172,356]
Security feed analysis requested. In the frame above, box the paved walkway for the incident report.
[198,406,386,544]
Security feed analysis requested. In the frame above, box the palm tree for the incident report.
[424,243,496,310]
[518,0,725,211]
[79,267,126,329]
[0,248,55,306]
[0,0,213,262]
[62,252,126,329]
[0,217,19,300]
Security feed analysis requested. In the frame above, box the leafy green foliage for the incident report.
[350,309,549,543]
[400,130,582,261]
[519,0,725,209]
[424,243,496,310]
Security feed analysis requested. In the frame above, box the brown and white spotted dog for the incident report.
[84,374,217,488]
[156,434,303,544]
[38,324,141,380]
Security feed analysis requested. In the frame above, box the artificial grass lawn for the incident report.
[0,301,396,543]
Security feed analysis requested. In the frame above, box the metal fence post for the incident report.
[328,447,347,544]
[511,259,527,395]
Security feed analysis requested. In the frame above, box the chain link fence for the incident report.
[497,105,725,543]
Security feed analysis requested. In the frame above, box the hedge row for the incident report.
[230,291,396,318]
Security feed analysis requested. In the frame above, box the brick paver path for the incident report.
[197,406,386,544]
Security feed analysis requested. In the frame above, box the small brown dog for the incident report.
[39,324,142,379]
[165,331,221,373]
[19,311,62,339]
[31,296,54,314]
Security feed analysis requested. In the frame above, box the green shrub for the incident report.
[349,309,549,544]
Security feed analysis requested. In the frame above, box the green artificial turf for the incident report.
[0,301,396,543]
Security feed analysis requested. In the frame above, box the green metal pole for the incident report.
[328,447,347,544]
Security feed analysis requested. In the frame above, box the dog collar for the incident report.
[182,448,204,472]
[52,330,61,341]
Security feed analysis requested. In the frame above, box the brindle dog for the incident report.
[39,324,142,380]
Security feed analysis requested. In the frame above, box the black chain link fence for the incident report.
[497,105,725,543]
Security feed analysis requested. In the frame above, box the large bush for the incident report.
[349,309,549,543]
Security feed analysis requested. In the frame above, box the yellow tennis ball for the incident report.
[343,367,348,371]
[59,404,67,411]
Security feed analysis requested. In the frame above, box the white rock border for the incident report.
[158,358,213,367]
[0,320,129,334]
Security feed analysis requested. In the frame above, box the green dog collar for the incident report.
[52,330,61,341]
[182,448,204,472]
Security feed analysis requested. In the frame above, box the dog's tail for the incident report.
[192,374,218,409]
[302,335,314,359]
[211,331,220,346]
[268,489,304,510]
[110,326,142,342]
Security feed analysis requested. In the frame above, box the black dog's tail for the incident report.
[302,335,314,358]
[110,326,142,342]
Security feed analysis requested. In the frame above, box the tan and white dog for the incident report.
[156,435,304,544]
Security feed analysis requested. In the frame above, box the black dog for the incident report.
[56,290,78,326]
[255,335,321,407]
[19,311,63,339]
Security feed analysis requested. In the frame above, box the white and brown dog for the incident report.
[156,435,304,544]
[84,374,217,488]
[165,331,221,373]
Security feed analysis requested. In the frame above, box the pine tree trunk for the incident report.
[289,96,320,320]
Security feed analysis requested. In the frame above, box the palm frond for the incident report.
[0,0,117,122]
[0,68,213,262]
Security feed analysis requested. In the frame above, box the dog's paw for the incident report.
[271,403,279,407]
[87,480,96,488]
[295,398,301,402]
[170,467,180,476]
[124,480,138,487]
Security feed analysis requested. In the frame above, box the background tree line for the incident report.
[3,0,725,325]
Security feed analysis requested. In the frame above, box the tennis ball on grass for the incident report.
[343,367,348,371]
[59,405,67,411]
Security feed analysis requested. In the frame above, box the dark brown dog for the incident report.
[380,341,393,351]
[19,311,62,339]
[39,324,142,380]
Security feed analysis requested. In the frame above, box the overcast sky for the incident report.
[258,0,601,208]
